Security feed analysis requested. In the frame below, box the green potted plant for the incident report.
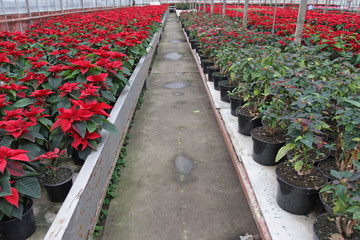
[275,113,330,214]
[315,160,360,239]
[0,146,40,240]
[36,148,74,202]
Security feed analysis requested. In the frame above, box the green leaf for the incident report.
[103,121,119,134]
[19,142,45,160]
[52,132,64,149]
[10,204,23,220]
[0,135,14,147]
[129,46,140,55]
[49,77,62,89]
[91,115,104,125]
[12,98,37,108]
[38,117,53,128]
[320,184,334,193]
[100,90,116,102]
[65,69,81,80]
[15,177,41,198]
[122,66,131,76]
[0,198,13,217]
[73,121,87,138]
[0,178,11,197]
[276,143,295,162]
[344,98,360,108]
[86,121,97,133]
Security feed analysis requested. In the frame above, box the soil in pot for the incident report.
[0,198,36,240]
[319,190,334,214]
[313,213,360,240]
[40,167,74,202]
[218,80,237,103]
[287,147,330,166]
[318,158,339,181]
[212,72,228,91]
[251,126,287,166]
[229,95,244,116]
[236,106,262,136]
[206,66,219,82]
[276,162,327,215]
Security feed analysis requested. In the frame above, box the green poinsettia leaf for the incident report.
[15,177,41,199]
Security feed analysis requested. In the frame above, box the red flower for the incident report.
[3,109,24,121]
[34,148,66,161]
[71,99,112,117]
[0,53,10,63]
[23,106,48,122]
[79,84,100,99]
[70,130,101,150]
[0,94,10,108]
[86,73,108,84]
[4,188,19,208]
[58,82,80,98]
[0,146,30,174]
[0,119,37,139]
[51,106,94,133]
[69,60,98,74]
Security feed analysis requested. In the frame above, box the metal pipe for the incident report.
[203,0,206,11]
[272,0,278,34]
[294,0,308,44]
[211,0,214,13]
[60,0,64,13]
[222,0,226,16]
[243,0,249,28]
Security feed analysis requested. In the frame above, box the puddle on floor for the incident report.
[174,72,184,76]
[174,156,196,183]
[162,81,190,89]
[172,92,184,96]
[163,52,183,60]
[169,40,186,43]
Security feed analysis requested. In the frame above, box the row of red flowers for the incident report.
[204,5,360,57]
[0,5,167,219]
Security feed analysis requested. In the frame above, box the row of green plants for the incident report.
[181,11,360,239]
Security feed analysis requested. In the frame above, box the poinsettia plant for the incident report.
[34,148,66,178]
[0,146,40,221]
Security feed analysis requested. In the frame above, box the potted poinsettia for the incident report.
[315,160,360,239]
[275,113,331,215]
[35,148,74,202]
[0,146,40,240]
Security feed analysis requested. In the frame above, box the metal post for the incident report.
[294,0,308,44]
[60,0,64,12]
[222,0,226,16]
[81,0,84,10]
[25,0,31,17]
[203,0,206,11]
[0,0,9,32]
[14,0,23,32]
[324,0,328,12]
[211,0,214,12]
[272,0,278,34]
[283,0,286,8]
[243,0,249,28]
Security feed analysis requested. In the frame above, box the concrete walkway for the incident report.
[102,13,259,240]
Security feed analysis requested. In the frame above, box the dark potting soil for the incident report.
[41,167,73,185]
[252,126,287,143]
[314,214,360,240]
[237,105,258,118]
[318,158,339,180]
[277,163,327,189]
[288,147,329,162]
[320,191,335,209]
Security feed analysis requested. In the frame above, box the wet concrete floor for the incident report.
[102,13,259,240]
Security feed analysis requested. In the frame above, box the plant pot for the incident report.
[206,66,219,82]
[194,43,201,53]
[199,54,208,64]
[212,72,228,91]
[317,158,338,181]
[276,162,327,215]
[313,213,360,240]
[319,190,334,214]
[202,59,212,74]
[229,95,244,116]
[40,167,74,202]
[251,126,286,166]
[0,198,36,240]
[218,80,237,103]
[72,150,86,166]
[236,107,262,136]
[189,38,196,49]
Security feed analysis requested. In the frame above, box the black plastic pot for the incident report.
[251,127,286,166]
[317,158,337,182]
[276,163,326,215]
[212,72,228,91]
[236,107,262,136]
[218,80,237,102]
[40,167,74,202]
[199,54,208,64]
[202,59,212,74]
[206,66,219,82]
[189,38,196,49]
[72,150,86,166]
[0,198,36,240]
[229,95,244,116]
[319,190,334,214]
